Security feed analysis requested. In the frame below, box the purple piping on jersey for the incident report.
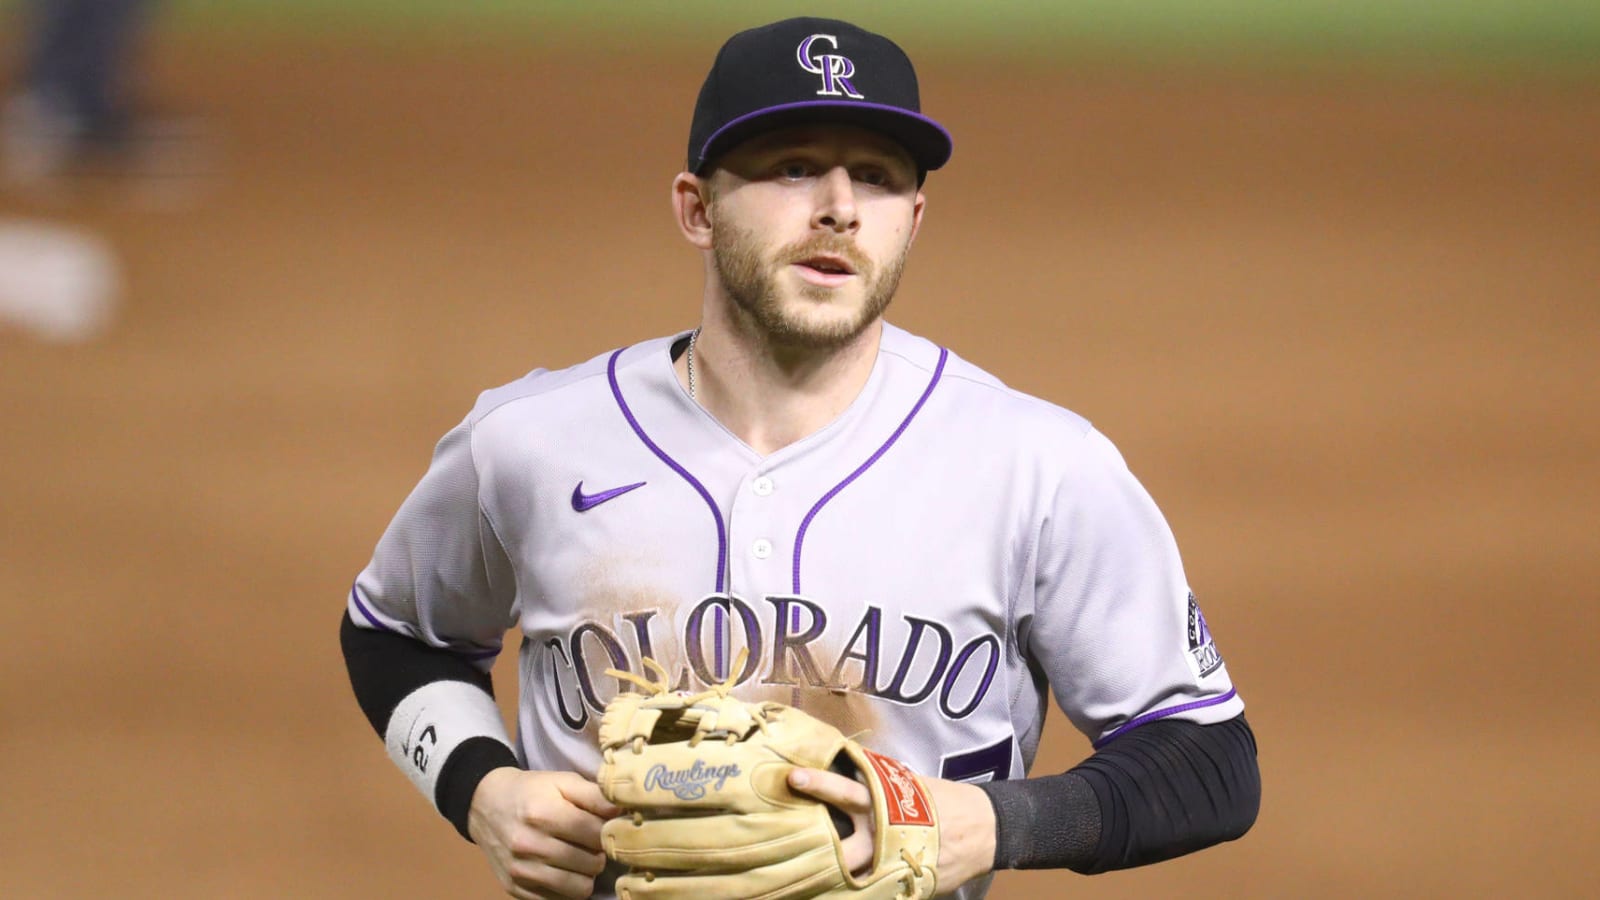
[792,347,948,594]
[350,584,396,633]
[1092,688,1239,749]
[608,348,729,593]
[695,100,953,171]
[349,585,500,661]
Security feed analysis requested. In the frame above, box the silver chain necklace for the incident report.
[686,328,700,401]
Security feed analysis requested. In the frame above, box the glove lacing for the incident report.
[896,847,928,898]
[604,649,771,749]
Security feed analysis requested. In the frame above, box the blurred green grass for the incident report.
[155,0,1600,70]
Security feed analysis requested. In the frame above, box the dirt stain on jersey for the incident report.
[740,681,883,741]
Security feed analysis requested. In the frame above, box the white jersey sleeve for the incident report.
[347,410,519,666]
[1028,426,1242,746]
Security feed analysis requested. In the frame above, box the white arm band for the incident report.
[383,679,514,805]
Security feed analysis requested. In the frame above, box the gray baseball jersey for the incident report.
[350,322,1241,898]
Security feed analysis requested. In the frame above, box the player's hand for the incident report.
[789,766,875,874]
[790,767,997,892]
[467,766,622,900]
[922,776,997,889]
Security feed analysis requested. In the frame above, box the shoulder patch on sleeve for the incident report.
[1187,592,1224,677]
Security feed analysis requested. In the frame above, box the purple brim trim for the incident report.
[695,99,953,171]
[1093,688,1240,749]
[349,584,500,662]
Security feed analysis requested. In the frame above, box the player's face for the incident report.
[706,125,925,349]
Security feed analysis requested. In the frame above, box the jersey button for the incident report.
[752,476,774,496]
[751,538,773,559]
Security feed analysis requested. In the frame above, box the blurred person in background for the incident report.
[0,0,211,341]
[2,0,170,186]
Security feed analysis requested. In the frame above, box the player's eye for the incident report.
[856,168,890,187]
[855,162,915,192]
[776,161,813,180]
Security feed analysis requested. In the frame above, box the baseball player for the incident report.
[342,17,1259,900]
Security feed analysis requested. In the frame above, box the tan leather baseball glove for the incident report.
[597,655,940,899]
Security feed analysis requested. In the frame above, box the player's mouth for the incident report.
[791,254,857,287]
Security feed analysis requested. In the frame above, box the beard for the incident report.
[711,220,908,351]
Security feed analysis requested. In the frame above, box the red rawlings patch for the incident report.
[861,748,934,827]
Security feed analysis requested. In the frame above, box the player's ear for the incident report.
[672,172,715,250]
[908,189,927,245]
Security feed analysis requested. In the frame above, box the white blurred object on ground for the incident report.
[0,219,120,343]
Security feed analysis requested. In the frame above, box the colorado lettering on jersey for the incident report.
[542,593,1001,731]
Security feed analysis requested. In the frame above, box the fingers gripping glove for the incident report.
[597,655,940,900]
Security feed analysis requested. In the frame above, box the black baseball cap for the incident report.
[687,17,952,178]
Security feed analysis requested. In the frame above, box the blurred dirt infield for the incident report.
[2,33,1597,898]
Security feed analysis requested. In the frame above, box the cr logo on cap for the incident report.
[796,34,865,100]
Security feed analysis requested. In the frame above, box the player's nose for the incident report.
[811,166,859,234]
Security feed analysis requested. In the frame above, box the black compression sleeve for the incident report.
[981,715,1259,874]
[340,613,520,840]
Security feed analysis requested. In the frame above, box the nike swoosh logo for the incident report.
[571,480,646,512]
